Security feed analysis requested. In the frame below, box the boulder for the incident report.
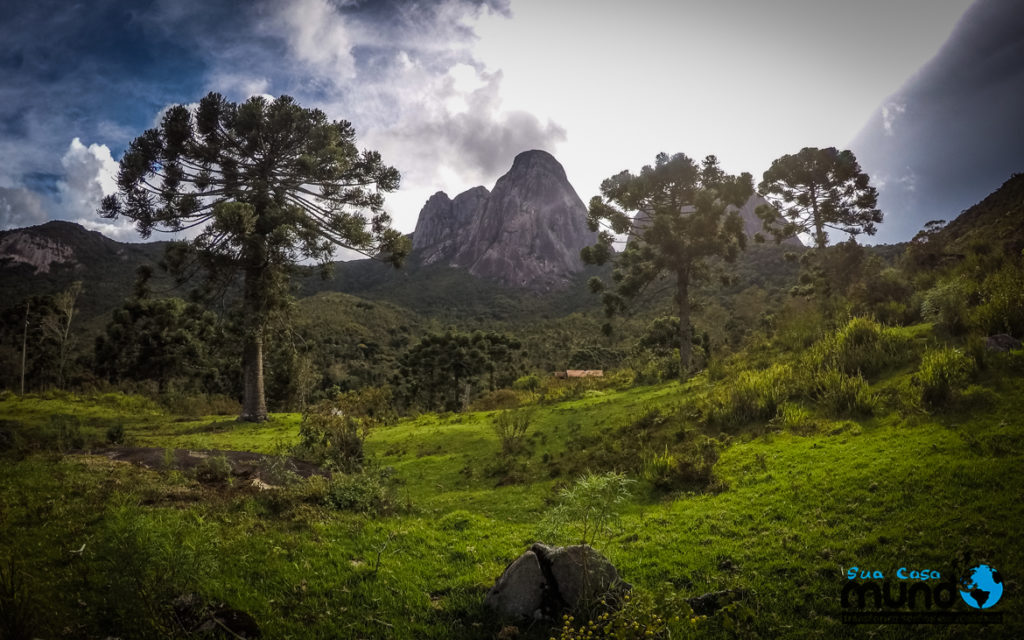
[986,333,1021,352]
[484,543,627,620]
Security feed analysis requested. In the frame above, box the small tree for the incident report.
[101,92,408,421]
[758,147,882,249]
[492,409,532,456]
[40,281,82,389]
[582,153,753,378]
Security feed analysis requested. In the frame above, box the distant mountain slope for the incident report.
[0,221,167,319]
[936,172,1024,254]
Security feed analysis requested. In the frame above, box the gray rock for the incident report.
[986,333,1021,352]
[483,549,548,620]
[543,544,622,609]
[485,543,627,620]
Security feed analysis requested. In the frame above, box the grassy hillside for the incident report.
[1,318,1021,639]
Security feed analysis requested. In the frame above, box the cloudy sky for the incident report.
[1,0,1020,246]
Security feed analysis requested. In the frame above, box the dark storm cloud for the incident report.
[0,0,556,234]
[850,0,1024,243]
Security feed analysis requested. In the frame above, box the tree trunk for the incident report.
[240,267,268,422]
[676,267,692,380]
[810,185,826,249]
[240,332,268,422]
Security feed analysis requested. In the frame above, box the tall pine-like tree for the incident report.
[757,147,882,248]
[581,153,753,378]
[101,93,408,421]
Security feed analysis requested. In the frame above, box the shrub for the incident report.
[918,347,975,407]
[105,423,126,445]
[295,399,365,472]
[811,367,875,417]
[807,317,913,378]
[703,363,794,427]
[512,374,542,391]
[49,414,84,452]
[194,454,233,484]
[770,403,819,435]
[641,440,719,492]
[472,388,521,411]
[541,471,636,547]
[258,455,302,487]
[327,467,398,514]
[492,409,532,456]
[921,278,973,335]
[971,263,1024,336]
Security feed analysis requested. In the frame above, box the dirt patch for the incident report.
[86,446,328,483]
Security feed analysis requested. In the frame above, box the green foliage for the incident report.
[701,363,794,427]
[49,413,84,452]
[327,467,398,514]
[769,403,820,435]
[583,153,754,376]
[101,91,408,422]
[492,409,532,456]
[971,261,1024,336]
[806,316,914,378]
[194,453,233,484]
[470,388,521,411]
[640,439,720,493]
[918,347,976,407]
[105,422,126,445]
[398,330,522,412]
[810,367,875,417]
[921,278,974,335]
[296,398,365,471]
[542,472,636,547]
[758,146,881,248]
[512,374,541,391]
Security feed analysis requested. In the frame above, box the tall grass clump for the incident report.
[702,363,794,427]
[807,316,913,378]
[492,409,532,455]
[918,347,976,407]
[810,367,875,417]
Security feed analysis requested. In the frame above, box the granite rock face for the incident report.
[410,150,596,290]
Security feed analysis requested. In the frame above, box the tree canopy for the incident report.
[757,147,882,248]
[100,92,409,421]
[581,153,753,377]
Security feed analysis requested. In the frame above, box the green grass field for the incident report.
[1,333,1022,639]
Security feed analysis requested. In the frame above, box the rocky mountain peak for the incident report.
[410,150,596,290]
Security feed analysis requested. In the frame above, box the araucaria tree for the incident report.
[101,93,409,421]
[581,153,753,378]
[757,147,882,248]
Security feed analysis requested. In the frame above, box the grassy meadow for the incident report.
[1,320,1022,639]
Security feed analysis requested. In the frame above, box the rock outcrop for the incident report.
[484,543,627,620]
[410,150,596,290]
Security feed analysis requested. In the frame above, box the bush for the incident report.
[702,363,794,427]
[810,367,875,417]
[971,263,1024,336]
[921,278,974,335]
[105,423,126,445]
[49,414,84,452]
[807,317,913,378]
[492,409,532,455]
[295,399,365,472]
[327,467,398,514]
[770,403,819,435]
[471,388,521,411]
[640,440,719,492]
[541,472,636,547]
[918,347,975,407]
[194,454,233,484]
[512,374,542,391]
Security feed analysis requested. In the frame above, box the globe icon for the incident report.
[959,564,1003,609]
